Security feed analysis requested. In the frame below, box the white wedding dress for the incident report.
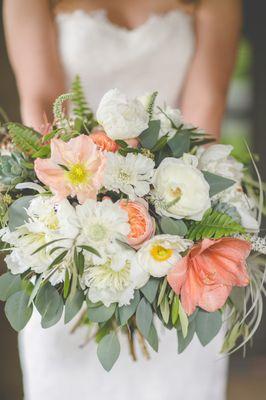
[19,9,229,400]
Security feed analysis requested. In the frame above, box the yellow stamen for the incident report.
[67,164,91,185]
[150,245,173,262]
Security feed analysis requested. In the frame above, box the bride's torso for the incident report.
[55,5,195,110]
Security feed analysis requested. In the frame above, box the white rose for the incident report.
[152,155,211,221]
[197,144,243,182]
[96,89,149,140]
[137,234,193,278]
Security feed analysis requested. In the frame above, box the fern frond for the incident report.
[147,91,158,120]
[7,123,42,156]
[187,209,245,241]
[71,75,97,130]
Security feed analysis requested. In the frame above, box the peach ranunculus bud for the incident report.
[34,135,106,204]
[90,130,119,152]
[120,200,155,249]
[167,238,251,315]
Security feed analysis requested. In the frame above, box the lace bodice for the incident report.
[56,9,195,110]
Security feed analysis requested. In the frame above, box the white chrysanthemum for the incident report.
[104,152,155,199]
[152,155,211,221]
[96,89,149,140]
[197,144,243,182]
[82,246,149,307]
[75,199,130,262]
[137,234,193,277]
[216,185,259,231]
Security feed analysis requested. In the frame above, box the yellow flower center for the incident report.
[150,245,173,262]
[170,186,182,200]
[67,164,91,186]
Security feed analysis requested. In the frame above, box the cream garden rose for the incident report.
[152,155,211,221]
[96,89,149,140]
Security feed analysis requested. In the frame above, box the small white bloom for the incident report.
[197,144,243,182]
[96,89,149,140]
[83,246,149,307]
[104,152,155,199]
[137,234,192,278]
[152,156,211,221]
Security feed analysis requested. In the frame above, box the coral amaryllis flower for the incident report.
[120,200,155,249]
[167,238,251,315]
[90,130,119,153]
[34,135,106,203]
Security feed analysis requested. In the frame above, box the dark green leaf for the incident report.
[31,238,68,255]
[195,309,222,346]
[48,250,68,269]
[136,297,153,338]
[5,290,33,331]
[74,248,85,276]
[0,272,22,301]
[78,245,101,258]
[139,120,160,149]
[8,196,34,231]
[177,319,196,353]
[203,171,235,197]
[168,132,190,158]
[147,322,159,352]
[118,290,140,326]
[140,278,160,303]
[35,283,64,328]
[88,303,116,323]
[63,269,70,298]
[97,332,120,371]
[160,217,188,236]
[64,289,85,324]
[151,135,169,153]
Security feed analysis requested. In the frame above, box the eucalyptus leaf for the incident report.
[136,297,153,338]
[35,283,64,328]
[195,309,222,346]
[160,295,170,324]
[88,303,116,323]
[168,131,190,158]
[160,217,188,236]
[177,319,196,353]
[178,300,189,338]
[139,120,160,149]
[118,290,140,326]
[8,195,34,231]
[203,171,235,197]
[140,278,160,303]
[147,322,159,352]
[5,290,33,331]
[97,332,121,371]
[0,272,22,301]
[64,289,85,324]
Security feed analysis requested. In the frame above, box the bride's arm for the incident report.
[3,0,65,129]
[180,0,242,138]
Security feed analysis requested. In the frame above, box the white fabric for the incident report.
[19,8,229,400]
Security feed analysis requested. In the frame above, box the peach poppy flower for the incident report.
[167,238,251,315]
[120,200,155,249]
[90,130,119,152]
[34,135,106,204]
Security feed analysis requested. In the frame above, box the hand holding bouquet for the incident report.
[0,78,265,371]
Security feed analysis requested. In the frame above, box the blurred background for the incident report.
[0,0,266,399]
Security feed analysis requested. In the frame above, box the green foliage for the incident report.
[160,217,188,236]
[71,75,97,131]
[167,131,190,158]
[195,309,222,346]
[140,278,160,303]
[0,272,22,301]
[5,290,33,331]
[53,93,74,122]
[203,171,235,197]
[136,297,153,338]
[188,209,245,241]
[0,152,35,187]
[177,319,196,353]
[146,92,158,120]
[8,195,34,231]
[7,123,42,156]
[35,283,64,328]
[139,120,160,149]
[97,332,121,371]
[118,290,140,326]
[88,302,116,323]
[146,322,159,352]
[64,289,85,324]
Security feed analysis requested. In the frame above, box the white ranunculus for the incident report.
[137,234,193,278]
[216,185,259,231]
[83,246,149,307]
[197,144,243,182]
[96,89,149,140]
[104,152,155,199]
[152,155,211,221]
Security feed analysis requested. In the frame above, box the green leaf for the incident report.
[160,217,188,236]
[0,272,22,301]
[74,248,85,276]
[187,208,245,241]
[8,195,34,231]
[171,295,179,325]
[31,238,68,255]
[5,290,33,331]
[78,245,101,258]
[115,139,128,148]
[229,287,245,314]
[136,297,153,338]
[177,319,196,353]
[88,303,116,323]
[97,332,121,371]
[64,289,85,324]
[35,283,64,328]
[147,322,159,352]
[168,131,190,158]
[32,145,51,159]
[178,300,189,338]
[63,270,70,299]
[140,278,160,303]
[71,75,97,130]
[195,309,222,346]
[203,171,235,197]
[139,120,160,149]
[8,122,42,156]
[151,135,169,153]
[160,295,170,324]
[28,274,43,305]
[48,250,68,269]
[118,290,140,326]
[157,277,168,306]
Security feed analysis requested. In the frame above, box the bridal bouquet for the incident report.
[0,77,265,371]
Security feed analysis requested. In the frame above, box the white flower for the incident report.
[82,246,149,307]
[137,234,192,277]
[197,144,243,182]
[96,89,149,140]
[104,152,155,199]
[152,155,211,221]
[155,106,183,139]
[75,199,130,262]
[216,185,259,231]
